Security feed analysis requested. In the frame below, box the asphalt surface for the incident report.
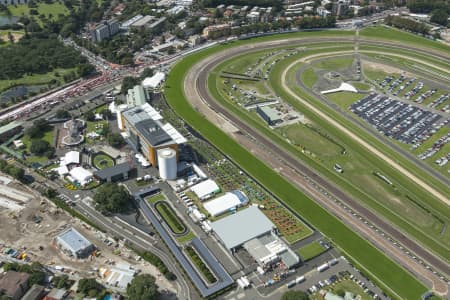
[188,36,450,286]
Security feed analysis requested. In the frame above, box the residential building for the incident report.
[44,288,67,300]
[92,19,120,42]
[188,34,202,47]
[126,85,147,107]
[0,271,30,300]
[317,6,332,17]
[21,284,45,300]
[202,24,231,38]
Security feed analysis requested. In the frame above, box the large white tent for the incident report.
[60,150,80,166]
[203,191,248,217]
[190,179,220,200]
[69,167,93,186]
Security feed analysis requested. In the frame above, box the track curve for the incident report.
[185,36,450,294]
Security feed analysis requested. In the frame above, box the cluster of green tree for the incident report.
[93,183,132,213]
[139,251,177,281]
[119,0,160,21]
[3,262,46,286]
[26,119,50,138]
[107,132,125,148]
[55,109,71,119]
[185,246,217,284]
[77,278,104,298]
[0,159,25,181]
[199,0,283,11]
[30,139,55,158]
[126,274,159,300]
[357,6,378,17]
[406,0,449,14]
[430,10,449,27]
[52,275,74,289]
[385,15,428,34]
[0,37,90,80]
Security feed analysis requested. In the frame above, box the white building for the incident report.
[203,191,248,217]
[190,179,220,200]
[68,167,93,186]
[142,72,166,91]
[55,227,95,258]
[60,151,80,167]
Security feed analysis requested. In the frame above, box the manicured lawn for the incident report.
[325,92,365,110]
[185,246,216,284]
[176,231,195,244]
[155,201,186,235]
[314,57,354,70]
[350,82,371,90]
[146,193,166,204]
[92,153,114,170]
[164,32,428,299]
[301,67,317,89]
[0,68,77,93]
[309,280,373,300]
[7,3,69,20]
[361,26,450,54]
[297,241,327,261]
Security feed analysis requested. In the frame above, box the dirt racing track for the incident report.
[180,35,450,296]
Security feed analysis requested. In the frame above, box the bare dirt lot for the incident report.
[0,178,175,293]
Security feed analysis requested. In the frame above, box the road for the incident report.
[185,36,450,295]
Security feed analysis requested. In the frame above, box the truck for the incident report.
[286,280,296,288]
[329,258,339,266]
[317,263,329,272]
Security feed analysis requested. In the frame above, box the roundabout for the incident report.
[165,27,450,298]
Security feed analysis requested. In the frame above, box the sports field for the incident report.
[164,29,431,299]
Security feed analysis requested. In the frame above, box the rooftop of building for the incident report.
[210,206,274,249]
[0,271,30,297]
[94,162,132,180]
[56,227,93,253]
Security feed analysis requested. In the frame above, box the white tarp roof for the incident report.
[54,165,69,176]
[162,123,187,144]
[69,167,93,186]
[141,103,163,121]
[142,72,165,89]
[203,192,247,217]
[60,151,80,166]
[190,179,220,200]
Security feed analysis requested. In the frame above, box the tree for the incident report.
[77,278,103,297]
[107,132,124,148]
[280,290,309,300]
[55,109,70,119]
[430,9,449,26]
[77,63,95,77]
[126,274,158,300]
[93,183,132,213]
[100,108,112,120]
[26,119,49,138]
[84,110,95,121]
[30,139,54,158]
[121,76,139,95]
[140,67,154,80]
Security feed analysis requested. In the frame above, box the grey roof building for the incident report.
[210,206,274,250]
[0,271,30,300]
[256,106,282,126]
[55,227,95,258]
[94,162,133,182]
[21,284,45,300]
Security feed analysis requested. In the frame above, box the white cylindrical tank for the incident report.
[157,148,177,180]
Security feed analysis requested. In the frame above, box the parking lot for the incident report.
[350,93,448,145]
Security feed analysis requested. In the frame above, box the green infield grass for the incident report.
[325,92,365,109]
[92,153,115,170]
[300,67,318,89]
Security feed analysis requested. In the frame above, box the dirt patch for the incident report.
[362,60,410,76]
[0,32,23,43]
